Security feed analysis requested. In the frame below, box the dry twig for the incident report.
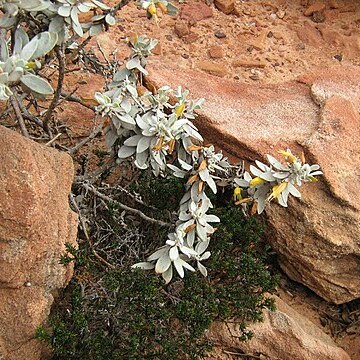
[10,94,29,138]
[83,184,172,228]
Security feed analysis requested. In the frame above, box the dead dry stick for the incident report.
[60,92,96,111]
[45,132,62,146]
[68,123,103,155]
[222,350,261,359]
[10,94,29,138]
[70,194,115,269]
[43,45,65,132]
[83,184,172,228]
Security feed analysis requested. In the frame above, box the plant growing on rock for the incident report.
[93,36,323,283]
[0,0,322,284]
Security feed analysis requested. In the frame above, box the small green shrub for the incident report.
[38,184,278,359]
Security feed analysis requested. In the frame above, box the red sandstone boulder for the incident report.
[0,126,78,360]
[206,295,351,360]
[150,64,360,304]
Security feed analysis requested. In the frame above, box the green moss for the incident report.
[39,178,278,359]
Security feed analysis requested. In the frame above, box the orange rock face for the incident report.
[206,295,351,360]
[0,126,78,360]
[150,64,360,304]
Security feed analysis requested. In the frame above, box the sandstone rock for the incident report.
[180,2,213,22]
[208,45,224,59]
[206,295,351,360]
[150,64,360,303]
[232,59,266,68]
[295,21,325,47]
[196,61,227,77]
[304,1,326,16]
[0,126,78,359]
[250,29,268,50]
[174,21,190,38]
[214,0,234,15]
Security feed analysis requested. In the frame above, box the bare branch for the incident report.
[10,94,29,138]
[60,92,96,111]
[70,194,115,269]
[83,184,173,228]
[43,45,66,131]
[68,121,103,155]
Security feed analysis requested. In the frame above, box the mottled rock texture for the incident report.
[151,64,360,304]
[206,295,351,360]
[0,126,78,360]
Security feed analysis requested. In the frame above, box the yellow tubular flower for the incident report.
[25,61,37,69]
[233,187,242,202]
[158,2,168,14]
[249,177,266,188]
[175,102,185,118]
[279,150,297,164]
[269,182,288,200]
[148,3,157,16]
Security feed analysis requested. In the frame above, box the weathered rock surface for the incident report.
[151,64,360,304]
[206,295,351,360]
[0,126,78,360]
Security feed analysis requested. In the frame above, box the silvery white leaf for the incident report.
[117,145,136,158]
[255,160,269,172]
[124,134,142,146]
[196,223,207,241]
[178,158,192,171]
[32,32,58,60]
[287,182,301,198]
[206,176,217,194]
[78,3,92,12]
[250,165,263,177]
[200,251,211,260]
[20,74,53,95]
[195,239,209,255]
[58,4,71,17]
[0,38,9,62]
[199,168,210,182]
[137,136,152,153]
[180,246,198,258]
[267,154,288,171]
[89,24,103,37]
[131,262,155,270]
[169,246,179,261]
[310,171,323,176]
[256,197,266,214]
[173,258,184,278]
[187,230,195,247]
[105,13,116,26]
[147,246,168,261]
[135,151,148,169]
[92,0,110,10]
[155,253,171,274]
[260,171,276,182]
[197,262,207,277]
[162,265,173,284]
[234,178,250,187]
[20,37,38,61]
[204,214,220,223]
[277,189,289,207]
[118,114,135,126]
[126,57,140,70]
[14,28,29,55]
[273,172,289,179]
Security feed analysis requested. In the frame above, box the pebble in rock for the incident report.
[215,30,226,38]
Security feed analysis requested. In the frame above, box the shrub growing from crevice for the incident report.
[37,180,278,359]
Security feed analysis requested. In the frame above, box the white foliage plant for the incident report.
[0,0,117,99]
[94,36,323,283]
